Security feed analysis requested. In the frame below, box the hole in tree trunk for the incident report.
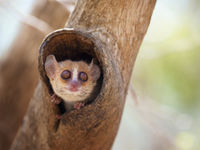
[38,29,103,115]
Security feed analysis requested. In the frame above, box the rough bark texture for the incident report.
[11,0,156,150]
[0,1,69,150]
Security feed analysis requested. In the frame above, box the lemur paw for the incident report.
[56,114,62,120]
[73,102,85,110]
[51,94,62,104]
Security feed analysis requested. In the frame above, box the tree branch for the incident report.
[11,0,156,149]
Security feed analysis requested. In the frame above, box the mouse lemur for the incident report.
[45,55,101,113]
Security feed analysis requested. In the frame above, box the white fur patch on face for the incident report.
[72,66,78,81]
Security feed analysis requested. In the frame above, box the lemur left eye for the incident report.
[79,72,88,82]
[61,70,71,80]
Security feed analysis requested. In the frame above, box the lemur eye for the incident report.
[61,70,71,80]
[79,72,88,82]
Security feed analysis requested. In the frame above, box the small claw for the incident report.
[51,94,62,104]
[56,114,61,120]
[74,102,85,110]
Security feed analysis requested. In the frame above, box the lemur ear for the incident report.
[89,59,94,68]
[45,55,58,80]
[89,59,100,80]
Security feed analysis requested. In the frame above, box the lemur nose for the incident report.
[69,80,80,92]
[71,81,78,88]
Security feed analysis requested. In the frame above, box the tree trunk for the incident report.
[11,0,156,150]
[0,1,70,150]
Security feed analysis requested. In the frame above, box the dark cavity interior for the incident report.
[40,31,103,115]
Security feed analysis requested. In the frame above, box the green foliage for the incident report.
[133,11,200,112]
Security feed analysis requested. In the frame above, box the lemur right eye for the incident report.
[61,70,71,80]
[79,72,88,82]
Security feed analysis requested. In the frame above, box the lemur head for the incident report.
[45,55,100,102]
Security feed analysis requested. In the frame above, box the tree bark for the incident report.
[11,0,156,150]
[0,1,69,150]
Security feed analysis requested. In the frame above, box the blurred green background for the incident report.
[0,0,200,150]
[134,0,200,112]
[116,0,200,150]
